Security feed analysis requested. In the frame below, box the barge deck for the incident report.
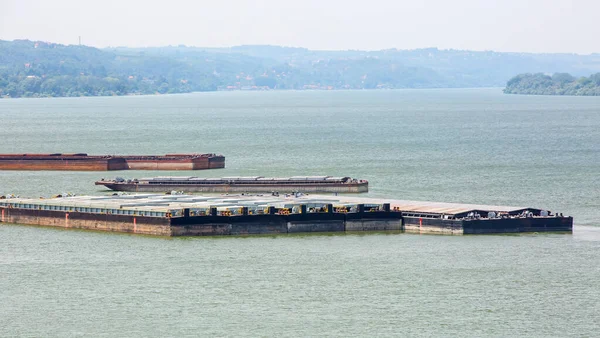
[0,194,572,236]
[95,176,369,193]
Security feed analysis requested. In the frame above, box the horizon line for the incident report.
[3,38,599,56]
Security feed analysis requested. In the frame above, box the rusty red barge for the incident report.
[0,153,225,171]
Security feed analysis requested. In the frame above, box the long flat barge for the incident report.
[95,176,369,193]
[0,194,572,236]
[0,153,225,171]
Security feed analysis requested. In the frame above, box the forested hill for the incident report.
[1,39,600,98]
[504,73,600,96]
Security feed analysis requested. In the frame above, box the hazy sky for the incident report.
[1,0,598,54]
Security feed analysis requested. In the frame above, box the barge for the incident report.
[0,194,572,236]
[95,176,369,193]
[0,153,225,171]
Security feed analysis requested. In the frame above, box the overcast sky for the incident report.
[1,0,598,54]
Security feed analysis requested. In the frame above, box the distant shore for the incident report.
[0,87,500,100]
[504,73,600,96]
[4,39,600,99]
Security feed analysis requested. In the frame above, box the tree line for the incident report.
[504,73,600,96]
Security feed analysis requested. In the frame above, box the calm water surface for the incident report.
[1,89,599,336]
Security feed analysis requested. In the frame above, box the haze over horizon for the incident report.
[1,0,599,54]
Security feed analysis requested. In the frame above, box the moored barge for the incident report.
[0,193,572,236]
[0,153,225,171]
[96,176,369,193]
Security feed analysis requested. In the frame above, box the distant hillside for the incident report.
[0,40,220,98]
[504,73,600,96]
[2,39,600,98]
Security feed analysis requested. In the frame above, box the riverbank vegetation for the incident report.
[504,73,600,96]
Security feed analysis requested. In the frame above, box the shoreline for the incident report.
[0,87,504,100]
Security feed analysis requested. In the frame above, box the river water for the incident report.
[1,89,599,336]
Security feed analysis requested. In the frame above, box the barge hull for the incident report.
[1,208,172,236]
[99,183,368,193]
[402,216,573,234]
[0,158,128,171]
[1,207,572,237]
[124,156,225,170]
[0,153,225,171]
